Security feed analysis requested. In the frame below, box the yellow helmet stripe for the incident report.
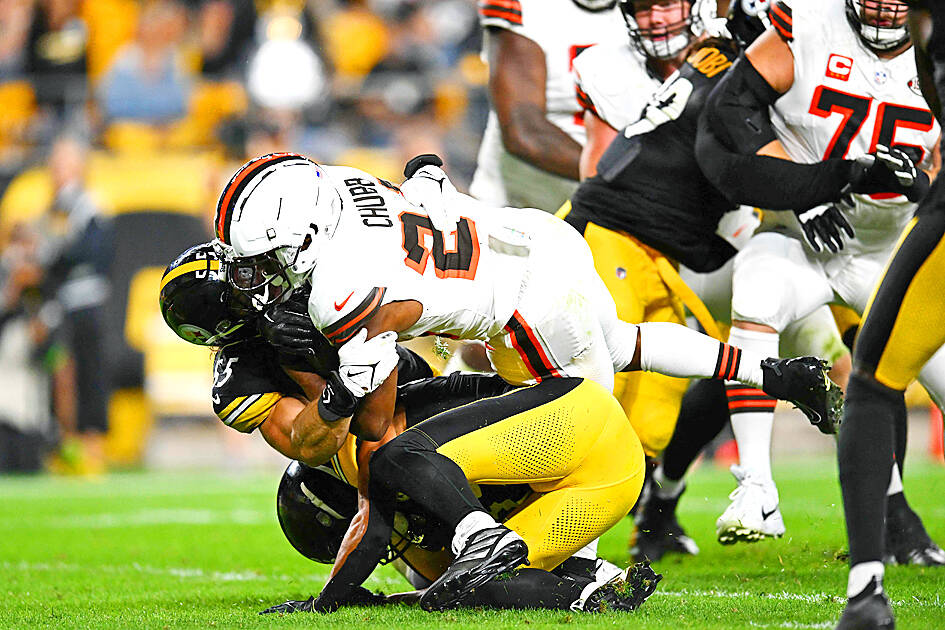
[159,259,221,293]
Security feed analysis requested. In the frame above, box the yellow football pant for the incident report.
[435,378,645,570]
[577,220,690,456]
[856,213,945,390]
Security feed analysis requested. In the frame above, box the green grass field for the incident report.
[2,458,943,629]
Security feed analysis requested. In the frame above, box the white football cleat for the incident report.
[716,465,785,544]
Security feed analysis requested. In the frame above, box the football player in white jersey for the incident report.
[697,0,945,553]
[213,151,844,604]
[469,0,627,212]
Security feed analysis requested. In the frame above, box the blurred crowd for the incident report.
[0,0,489,474]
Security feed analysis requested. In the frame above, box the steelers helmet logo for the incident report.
[178,324,214,344]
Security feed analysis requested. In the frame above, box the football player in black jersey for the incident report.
[560,1,793,562]
[835,4,945,629]
[159,243,662,614]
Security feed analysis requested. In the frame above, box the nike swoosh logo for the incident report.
[334,291,355,311]
[346,370,368,378]
[761,506,778,521]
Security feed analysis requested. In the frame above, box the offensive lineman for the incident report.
[697,0,945,547]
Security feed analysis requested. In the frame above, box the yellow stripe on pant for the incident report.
[580,221,691,456]
[858,214,945,390]
[435,378,645,570]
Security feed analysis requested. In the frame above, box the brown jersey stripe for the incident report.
[324,288,387,344]
[576,84,596,114]
[769,1,793,41]
[479,0,522,14]
[504,311,563,381]
[480,8,523,24]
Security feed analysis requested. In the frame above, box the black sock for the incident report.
[463,568,588,610]
[371,431,484,528]
[893,393,907,477]
[838,372,901,566]
[661,379,730,481]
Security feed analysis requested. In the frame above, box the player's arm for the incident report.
[580,110,618,180]
[699,25,929,206]
[256,377,352,467]
[315,434,398,612]
[487,27,582,179]
[347,300,423,441]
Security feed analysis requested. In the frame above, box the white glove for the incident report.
[336,329,399,397]
[400,165,460,232]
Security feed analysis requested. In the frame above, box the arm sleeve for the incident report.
[696,114,857,209]
[696,52,857,209]
[478,0,524,31]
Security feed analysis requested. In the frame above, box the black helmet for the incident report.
[159,242,256,346]
[727,0,772,51]
[276,461,358,564]
[845,0,909,53]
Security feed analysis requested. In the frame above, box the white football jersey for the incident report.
[308,166,541,345]
[767,0,940,254]
[470,0,627,211]
[573,42,658,131]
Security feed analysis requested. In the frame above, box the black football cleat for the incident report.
[631,489,699,563]
[580,562,663,613]
[885,503,945,566]
[761,356,843,434]
[419,525,529,611]
[259,597,315,614]
[835,579,895,630]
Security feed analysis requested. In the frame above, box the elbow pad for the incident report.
[704,54,781,155]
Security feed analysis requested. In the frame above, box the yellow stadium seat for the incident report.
[0,81,36,148]
[322,7,390,79]
[125,266,215,418]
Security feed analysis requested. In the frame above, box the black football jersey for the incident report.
[212,339,433,433]
[567,40,742,272]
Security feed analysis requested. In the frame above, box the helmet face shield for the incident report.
[228,248,298,310]
[845,0,909,51]
[621,0,702,60]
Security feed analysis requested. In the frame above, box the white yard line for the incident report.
[0,560,407,588]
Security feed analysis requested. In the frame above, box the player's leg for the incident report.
[717,232,835,543]
[370,378,646,609]
[632,378,729,562]
[837,209,945,629]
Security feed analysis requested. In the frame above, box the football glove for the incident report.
[259,293,338,373]
[337,328,399,398]
[849,144,930,202]
[794,201,855,254]
[259,587,386,614]
[400,155,459,233]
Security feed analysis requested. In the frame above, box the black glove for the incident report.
[313,586,387,613]
[794,202,855,253]
[259,596,316,614]
[403,153,443,178]
[849,144,930,202]
[259,293,339,373]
